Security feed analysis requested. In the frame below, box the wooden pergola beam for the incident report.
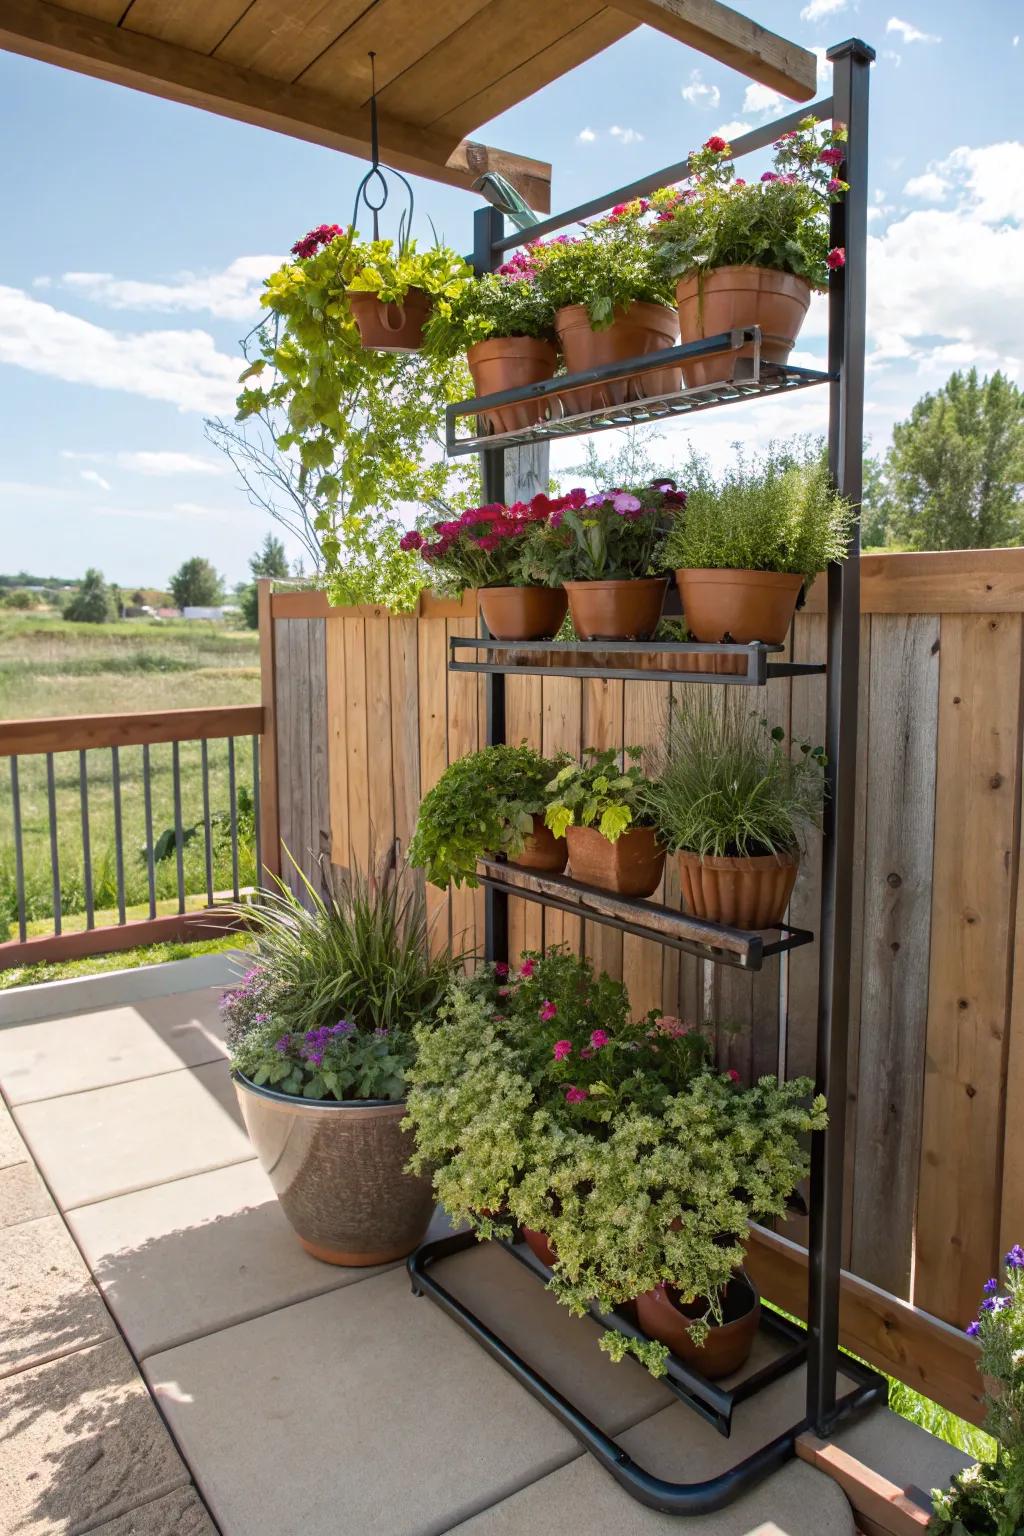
[611,0,818,99]
[0,0,553,210]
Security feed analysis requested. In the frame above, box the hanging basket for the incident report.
[347,287,433,352]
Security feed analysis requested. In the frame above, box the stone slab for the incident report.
[836,1404,971,1503]
[0,987,228,1105]
[0,1335,190,1536]
[0,1096,27,1169]
[14,1060,253,1210]
[86,1487,217,1536]
[0,949,246,1027]
[0,1213,114,1377]
[0,1159,54,1228]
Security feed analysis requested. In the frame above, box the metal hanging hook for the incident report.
[351,50,415,250]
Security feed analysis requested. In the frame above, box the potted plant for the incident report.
[341,233,473,352]
[401,490,586,641]
[544,746,664,897]
[409,743,571,886]
[529,479,681,639]
[664,447,855,644]
[650,120,849,388]
[223,862,460,1265]
[530,203,679,413]
[931,1245,1024,1534]
[424,266,558,434]
[644,693,827,929]
[405,947,825,1380]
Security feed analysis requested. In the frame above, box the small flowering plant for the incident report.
[400,490,587,595]
[931,1246,1024,1534]
[526,479,683,584]
[544,746,653,843]
[529,203,676,328]
[423,269,556,359]
[650,118,849,289]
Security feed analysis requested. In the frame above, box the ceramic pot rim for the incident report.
[479,582,560,593]
[676,847,799,871]
[467,335,557,359]
[675,567,804,589]
[555,300,677,325]
[232,1070,406,1115]
[675,266,814,292]
[662,1268,760,1335]
[563,576,669,591]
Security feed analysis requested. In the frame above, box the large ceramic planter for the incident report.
[566,824,665,898]
[509,817,568,875]
[677,848,799,929]
[478,584,567,641]
[233,1073,434,1265]
[635,1272,761,1380]
[467,336,558,435]
[676,267,812,388]
[555,302,680,414]
[676,568,803,645]
[348,287,432,352]
[564,576,668,641]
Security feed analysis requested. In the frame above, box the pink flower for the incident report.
[519,959,535,979]
[826,247,846,270]
[565,1086,589,1104]
[399,529,424,551]
[820,147,845,167]
[611,492,642,515]
[497,986,510,998]
[654,1015,690,1039]
[580,1046,594,1059]
[734,178,746,186]
[760,171,779,183]
[590,1029,610,1049]
[494,962,509,978]
[704,136,729,153]
[552,1039,572,1060]
[827,178,846,194]
[726,1069,740,1084]
[540,1000,558,1022]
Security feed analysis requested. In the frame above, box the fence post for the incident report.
[257,577,281,885]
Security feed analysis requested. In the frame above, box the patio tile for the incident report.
[0,1159,54,1227]
[85,1487,217,1535]
[0,1096,28,1168]
[836,1403,970,1501]
[14,1060,253,1211]
[0,987,228,1105]
[0,1214,114,1377]
[0,1335,189,1536]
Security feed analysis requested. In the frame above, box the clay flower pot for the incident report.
[677,568,803,645]
[635,1272,761,1380]
[564,576,668,641]
[555,301,680,414]
[521,1226,559,1268]
[467,336,558,435]
[233,1074,434,1265]
[508,817,568,875]
[566,823,665,898]
[347,287,432,352]
[676,267,812,388]
[677,848,799,929]
[478,585,568,641]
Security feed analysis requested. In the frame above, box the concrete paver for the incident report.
[85,1487,218,1535]
[0,1097,27,1169]
[0,1213,114,1377]
[0,1158,54,1228]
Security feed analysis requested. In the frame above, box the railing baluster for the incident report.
[172,741,186,916]
[111,745,126,925]
[142,744,157,920]
[252,734,262,892]
[46,752,62,937]
[9,757,27,943]
[79,750,94,930]
[201,738,214,907]
[227,736,240,901]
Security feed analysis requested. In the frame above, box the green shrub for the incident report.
[424,269,556,360]
[530,202,675,328]
[544,746,651,843]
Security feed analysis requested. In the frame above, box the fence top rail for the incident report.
[0,705,265,758]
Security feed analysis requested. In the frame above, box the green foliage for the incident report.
[409,744,568,889]
[63,569,114,624]
[424,269,556,359]
[345,237,469,304]
[530,202,675,328]
[644,692,826,859]
[325,511,430,612]
[527,482,680,583]
[239,534,290,628]
[169,557,223,609]
[663,444,856,585]
[544,747,651,843]
[1,589,37,610]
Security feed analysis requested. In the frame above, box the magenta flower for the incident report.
[540,1000,558,1023]
[826,247,846,270]
[760,171,779,183]
[519,959,535,979]
[589,1029,610,1050]
[399,529,424,552]
[552,1039,573,1061]
[494,962,509,978]
[820,146,845,167]
[725,1068,740,1084]
[565,1086,589,1104]
[827,178,847,194]
[611,492,642,515]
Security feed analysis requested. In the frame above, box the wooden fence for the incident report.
[259,549,1024,1423]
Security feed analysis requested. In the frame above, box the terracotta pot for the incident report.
[635,1272,761,1380]
[677,848,799,929]
[521,1227,558,1268]
[564,577,668,641]
[554,302,680,414]
[467,336,558,435]
[509,817,568,875]
[233,1074,434,1265]
[676,266,812,388]
[478,585,567,642]
[676,568,803,645]
[347,287,433,352]
[566,823,665,898]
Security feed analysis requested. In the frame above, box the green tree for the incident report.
[64,569,114,624]
[239,534,291,629]
[882,370,1024,551]
[859,450,892,549]
[169,557,223,610]
[2,589,37,610]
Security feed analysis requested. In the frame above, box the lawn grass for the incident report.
[0,932,253,990]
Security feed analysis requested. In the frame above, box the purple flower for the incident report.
[981,1296,1011,1314]
[611,492,642,515]
[333,1020,354,1036]
[1006,1244,1024,1269]
[306,1051,324,1067]
[274,1034,292,1053]
[966,1320,981,1337]
[374,1027,389,1039]
[984,1277,999,1295]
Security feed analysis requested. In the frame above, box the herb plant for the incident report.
[544,747,652,843]
[424,269,556,359]
[401,491,587,595]
[345,236,471,304]
[528,202,676,328]
[408,744,569,889]
[527,480,682,583]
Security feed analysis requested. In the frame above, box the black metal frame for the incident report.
[410,37,881,1512]
[449,634,825,686]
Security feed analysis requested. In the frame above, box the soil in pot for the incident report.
[467,337,558,435]
[677,848,798,929]
[233,1076,434,1265]
[566,823,665,898]
[564,576,668,641]
[508,817,568,875]
[677,568,803,645]
[555,302,680,415]
[348,287,433,352]
[676,267,812,389]
[635,1272,761,1380]
[478,585,568,642]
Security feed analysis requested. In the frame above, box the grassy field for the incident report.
[0,611,261,944]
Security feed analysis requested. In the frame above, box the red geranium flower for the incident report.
[704,136,729,153]
[826,247,846,270]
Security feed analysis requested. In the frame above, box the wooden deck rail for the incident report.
[0,705,264,757]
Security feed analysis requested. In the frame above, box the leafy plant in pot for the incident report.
[664,445,856,644]
[644,691,827,929]
[545,746,664,897]
[223,861,460,1265]
[408,743,571,886]
[340,232,472,352]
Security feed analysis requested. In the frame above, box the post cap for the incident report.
[826,38,877,63]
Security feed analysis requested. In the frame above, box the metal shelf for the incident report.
[450,634,825,686]
[477,858,813,970]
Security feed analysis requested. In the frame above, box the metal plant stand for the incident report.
[410,38,885,1515]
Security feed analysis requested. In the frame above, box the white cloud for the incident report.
[1014,35,1020,46]
[742,82,785,117]
[681,69,720,108]
[800,0,846,23]
[886,16,941,44]
[0,287,239,414]
[810,47,833,93]
[712,120,752,142]
[79,469,111,492]
[882,48,902,66]
[903,170,950,200]
[609,125,644,145]
[576,127,596,144]
[58,255,277,321]
[61,449,226,477]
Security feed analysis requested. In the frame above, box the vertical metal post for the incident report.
[79,750,94,931]
[807,36,874,1435]
[46,752,62,937]
[142,744,157,920]
[111,746,127,925]
[9,758,27,943]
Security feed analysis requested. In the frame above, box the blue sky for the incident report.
[1,0,1021,586]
